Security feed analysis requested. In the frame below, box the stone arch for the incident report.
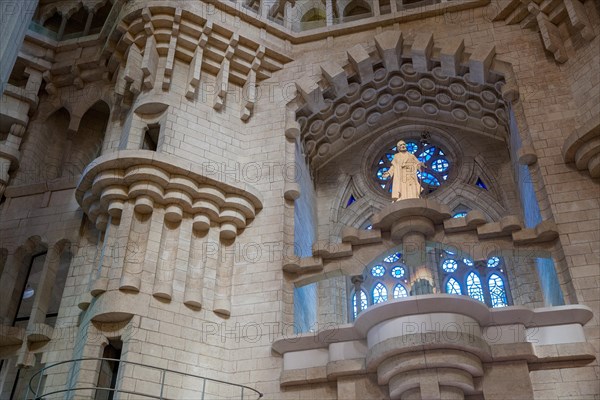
[63,100,110,179]
[64,4,88,36]
[0,235,48,324]
[292,30,516,174]
[342,0,372,18]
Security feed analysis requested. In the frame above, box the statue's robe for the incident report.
[388,152,422,201]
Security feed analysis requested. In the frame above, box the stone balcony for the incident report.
[273,295,595,398]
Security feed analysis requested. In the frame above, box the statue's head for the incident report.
[397,140,407,152]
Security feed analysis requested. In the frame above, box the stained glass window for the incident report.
[373,283,388,304]
[446,278,462,295]
[346,195,356,207]
[393,284,408,298]
[463,258,473,266]
[476,177,488,190]
[453,212,467,218]
[365,224,372,230]
[371,265,385,277]
[487,257,500,268]
[442,259,458,272]
[466,272,485,302]
[374,140,451,194]
[391,266,405,278]
[384,252,401,263]
[489,274,508,307]
[352,290,368,318]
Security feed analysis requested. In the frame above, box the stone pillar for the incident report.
[83,9,94,36]
[351,275,364,314]
[402,232,434,294]
[120,199,152,292]
[213,228,236,316]
[184,221,210,308]
[153,205,183,300]
[57,14,68,41]
[326,0,334,26]
[373,0,381,16]
[482,362,533,399]
[284,2,293,29]
[391,0,398,13]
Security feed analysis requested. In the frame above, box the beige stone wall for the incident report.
[0,0,598,399]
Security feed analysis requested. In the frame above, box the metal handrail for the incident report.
[27,357,263,400]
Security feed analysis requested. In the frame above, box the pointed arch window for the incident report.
[352,290,368,318]
[489,274,508,308]
[373,283,388,304]
[466,272,485,303]
[393,284,408,298]
[446,278,462,295]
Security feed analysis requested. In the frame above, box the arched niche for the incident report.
[343,0,372,18]
[63,101,110,179]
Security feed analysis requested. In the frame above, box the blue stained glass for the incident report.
[405,142,418,154]
[384,252,401,263]
[439,150,445,156]
[442,259,458,272]
[442,174,448,181]
[444,249,456,255]
[463,258,474,266]
[417,171,441,186]
[373,283,388,304]
[489,274,508,307]
[391,266,405,278]
[380,183,386,189]
[487,257,500,268]
[353,290,368,318]
[377,167,390,180]
[346,195,356,207]
[371,265,385,277]
[453,212,467,218]
[466,272,485,302]
[365,224,373,230]
[386,153,395,161]
[431,158,449,172]
[378,160,384,165]
[476,178,488,190]
[446,278,462,295]
[418,146,437,162]
[393,284,408,298]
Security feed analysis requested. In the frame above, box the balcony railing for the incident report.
[26,357,263,400]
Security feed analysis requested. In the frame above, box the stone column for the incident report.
[153,205,183,300]
[183,216,210,308]
[83,9,94,36]
[120,198,153,292]
[351,275,364,314]
[213,238,235,316]
[326,0,334,26]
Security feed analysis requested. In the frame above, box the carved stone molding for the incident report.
[493,0,597,63]
[562,114,600,178]
[287,199,558,283]
[273,295,595,396]
[76,150,263,234]
[292,30,514,173]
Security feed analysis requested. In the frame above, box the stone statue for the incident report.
[382,140,424,201]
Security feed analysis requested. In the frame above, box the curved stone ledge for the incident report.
[76,150,263,233]
[272,295,593,354]
[562,114,600,178]
[0,325,25,347]
[273,296,595,391]
[86,290,151,323]
[371,199,452,231]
